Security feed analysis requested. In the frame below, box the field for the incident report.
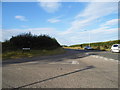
[67,40,120,51]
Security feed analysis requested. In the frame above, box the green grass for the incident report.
[2,48,65,60]
[69,40,120,49]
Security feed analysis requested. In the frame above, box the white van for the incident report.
[111,44,120,53]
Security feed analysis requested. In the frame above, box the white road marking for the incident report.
[91,55,119,62]
[72,61,79,64]
[92,55,96,57]
[75,69,80,70]
[49,61,79,64]
[49,54,119,64]
[85,53,89,55]
[99,57,103,59]
[109,59,114,61]
[104,58,108,60]
[95,56,99,58]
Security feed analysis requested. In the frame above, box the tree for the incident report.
[2,32,61,51]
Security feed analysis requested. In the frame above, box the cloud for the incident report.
[59,2,118,45]
[90,27,117,34]
[59,26,118,45]
[101,19,118,26]
[48,18,60,23]
[2,25,118,45]
[0,29,2,41]
[2,28,59,41]
[62,2,118,35]
[47,16,62,23]
[2,2,118,45]
[87,0,119,2]
[15,15,27,21]
[76,2,117,18]
[38,0,61,13]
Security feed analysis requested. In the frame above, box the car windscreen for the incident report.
[113,45,118,47]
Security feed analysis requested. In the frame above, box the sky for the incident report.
[2,1,118,45]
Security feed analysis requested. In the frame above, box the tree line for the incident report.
[2,32,61,52]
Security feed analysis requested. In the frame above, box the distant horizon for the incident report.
[2,1,118,45]
[1,33,119,46]
[69,39,119,46]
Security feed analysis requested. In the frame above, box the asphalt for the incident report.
[74,49,119,61]
[89,51,119,60]
[2,49,119,88]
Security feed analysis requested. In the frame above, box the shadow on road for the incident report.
[10,65,95,89]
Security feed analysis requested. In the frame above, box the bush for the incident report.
[2,32,61,52]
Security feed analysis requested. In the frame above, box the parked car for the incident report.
[111,44,120,53]
[84,46,93,50]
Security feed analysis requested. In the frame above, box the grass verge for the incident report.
[63,47,83,50]
[2,48,65,60]
[63,47,111,51]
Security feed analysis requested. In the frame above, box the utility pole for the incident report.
[89,30,91,47]
[84,30,91,47]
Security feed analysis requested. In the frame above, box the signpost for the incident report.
[22,48,30,52]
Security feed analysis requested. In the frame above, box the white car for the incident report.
[111,44,120,53]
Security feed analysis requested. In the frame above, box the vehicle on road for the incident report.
[111,44,120,53]
[84,46,93,50]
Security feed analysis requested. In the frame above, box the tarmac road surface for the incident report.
[84,49,119,61]
[2,49,119,88]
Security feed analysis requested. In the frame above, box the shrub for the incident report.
[2,32,61,52]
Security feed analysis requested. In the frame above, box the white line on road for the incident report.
[104,58,108,61]
[85,53,89,55]
[49,61,79,64]
[72,61,79,64]
[91,55,119,62]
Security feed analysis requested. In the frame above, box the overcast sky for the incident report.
[2,1,118,45]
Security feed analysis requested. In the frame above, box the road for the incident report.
[2,49,119,88]
[84,50,120,61]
